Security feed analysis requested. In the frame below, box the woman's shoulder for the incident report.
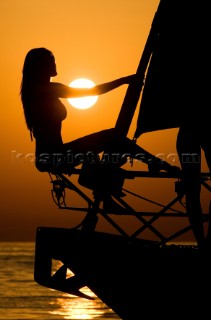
[48,82,71,98]
[34,82,69,98]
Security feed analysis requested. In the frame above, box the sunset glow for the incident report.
[1,0,190,242]
[68,78,98,109]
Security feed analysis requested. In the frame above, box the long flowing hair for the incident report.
[20,47,54,139]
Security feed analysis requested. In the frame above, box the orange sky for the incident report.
[0,0,209,241]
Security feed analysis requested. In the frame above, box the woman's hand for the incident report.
[123,74,139,84]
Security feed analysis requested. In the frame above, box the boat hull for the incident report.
[34,227,210,319]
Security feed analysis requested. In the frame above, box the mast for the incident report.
[115,0,163,137]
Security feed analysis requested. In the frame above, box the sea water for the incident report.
[0,242,120,320]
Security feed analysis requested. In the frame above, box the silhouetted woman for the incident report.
[20,47,175,174]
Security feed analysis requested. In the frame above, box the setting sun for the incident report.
[68,78,98,110]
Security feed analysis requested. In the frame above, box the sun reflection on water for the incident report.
[48,261,114,319]
[49,291,106,319]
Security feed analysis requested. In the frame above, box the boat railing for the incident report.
[47,166,211,246]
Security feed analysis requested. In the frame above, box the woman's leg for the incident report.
[63,128,178,171]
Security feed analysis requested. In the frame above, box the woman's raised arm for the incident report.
[50,74,137,98]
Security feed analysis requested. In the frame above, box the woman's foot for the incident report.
[148,161,180,174]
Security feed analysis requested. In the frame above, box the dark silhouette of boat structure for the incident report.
[34,1,211,318]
